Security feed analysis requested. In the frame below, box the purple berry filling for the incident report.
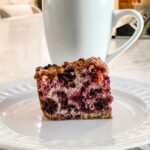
[42,98,58,115]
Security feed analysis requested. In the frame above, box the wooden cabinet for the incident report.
[119,0,141,9]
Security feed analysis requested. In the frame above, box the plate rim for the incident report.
[0,76,150,150]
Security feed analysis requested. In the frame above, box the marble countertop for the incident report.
[110,38,150,83]
[0,14,150,150]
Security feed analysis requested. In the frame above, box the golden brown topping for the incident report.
[62,62,69,68]
[49,68,57,75]
[57,67,65,74]
[78,58,85,62]
[34,57,107,79]
[36,67,42,71]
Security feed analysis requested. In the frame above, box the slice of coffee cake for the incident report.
[34,57,113,120]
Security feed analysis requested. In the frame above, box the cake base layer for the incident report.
[43,111,112,120]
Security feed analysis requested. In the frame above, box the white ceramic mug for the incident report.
[42,0,144,65]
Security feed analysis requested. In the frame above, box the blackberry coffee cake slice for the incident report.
[35,57,113,120]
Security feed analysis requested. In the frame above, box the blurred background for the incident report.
[0,0,42,18]
[115,0,150,37]
[0,0,150,38]
[0,0,42,8]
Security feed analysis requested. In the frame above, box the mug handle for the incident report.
[105,9,144,64]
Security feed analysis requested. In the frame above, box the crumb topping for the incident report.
[34,57,107,79]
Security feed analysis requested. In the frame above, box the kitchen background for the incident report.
[115,0,150,37]
[0,0,41,7]
[0,0,150,38]
[0,1,150,150]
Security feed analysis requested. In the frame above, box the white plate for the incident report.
[0,76,150,150]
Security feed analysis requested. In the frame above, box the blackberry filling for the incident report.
[61,100,68,109]
[81,102,91,113]
[81,86,85,93]
[83,81,90,88]
[70,82,76,88]
[57,91,68,109]
[73,95,85,103]
[57,70,76,86]
[38,91,43,96]
[65,68,74,73]
[64,72,75,79]
[90,89,96,96]
[90,88,102,96]
[57,91,67,98]
[95,99,107,110]
[64,68,76,80]
[68,105,77,112]
[81,72,86,77]
[44,98,58,115]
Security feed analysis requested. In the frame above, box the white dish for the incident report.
[0,76,150,150]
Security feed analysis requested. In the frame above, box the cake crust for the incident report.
[34,57,107,79]
[43,111,112,121]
